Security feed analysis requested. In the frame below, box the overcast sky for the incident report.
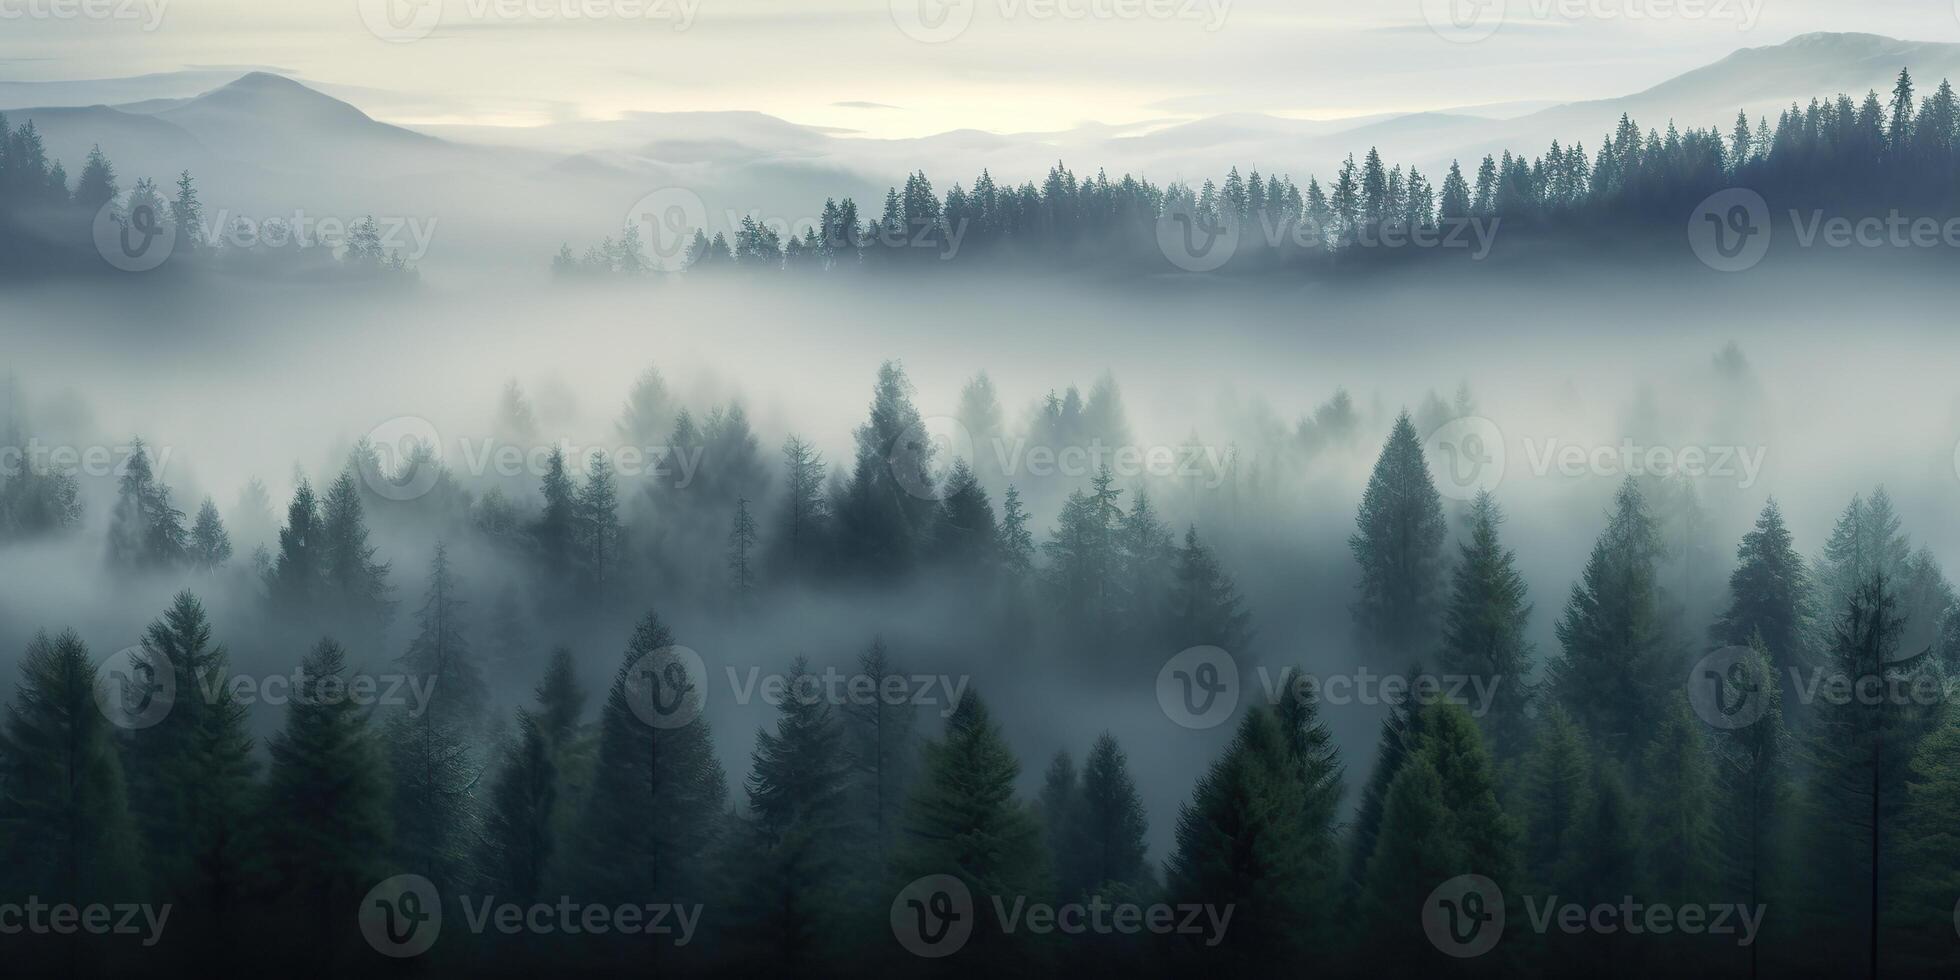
[4,0,1959,136]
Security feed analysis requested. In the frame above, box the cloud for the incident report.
[833,101,902,110]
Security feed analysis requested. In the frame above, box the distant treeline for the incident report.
[559,67,1960,278]
[0,115,416,281]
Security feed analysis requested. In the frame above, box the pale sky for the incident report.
[4,0,1959,136]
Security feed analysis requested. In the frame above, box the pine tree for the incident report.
[836,361,937,576]
[574,451,622,593]
[895,691,1048,972]
[1165,704,1319,969]
[1038,750,1077,869]
[1349,412,1447,658]
[571,613,726,905]
[535,646,586,744]
[1801,573,1934,976]
[0,630,142,901]
[319,469,392,628]
[397,542,487,728]
[477,711,557,902]
[956,371,1004,484]
[1114,487,1174,628]
[178,500,229,573]
[1891,703,1960,970]
[384,701,476,888]
[1518,705,1590,891]
[1165,525,1253,652]
[842,638,918,867]
[616,366,674,446]
[1345,682,1426,898]
[1358,701,1520,974]
[1710,637,1791,977]
[1438,490,1534,759]
[931,458,998,571]
[121,593,255,929]
[535,446,578,576]
[773,435,829,582]
[75,144,116,209]
[269,477,322,609]
[727,495,758,603]
[1638,698,1716,902]
[996,485,1035,582]
[258,638,392,955]
[1546,478,1673,759]
[727,657,853,972]
[1712,499,1814,712]
[108,438,187,569]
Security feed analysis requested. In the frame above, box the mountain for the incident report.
[131,72,453,176]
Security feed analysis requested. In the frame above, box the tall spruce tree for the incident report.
[727,657,853,973]
[843,638,918,866]
[895,691,1048,972]
[931,458,999,572]
[574,451,622,593]
[837,361,937,576]
[189,497,232,571]
[1801,573,1935,977]
[1712,499,1815,717]
[1517,704,1590,891]
[571,613,727,906]
[1438,490,1534,760]
[773,435,830,582]
[121,593,255,931]
[268,477,321,609]
[108,438,187,570]
[318,469,393,628]
[258,638,392,957]
[1167,704,1323,969]
[1349,412,1447,658]
[477,711,557,902]
[396,542,487,729]
[1357,702,1520,975]
[1711,636,1792,978]
[1059,735,1154,897]
[1164,525,1253,653]
[1546,478,1673,759]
